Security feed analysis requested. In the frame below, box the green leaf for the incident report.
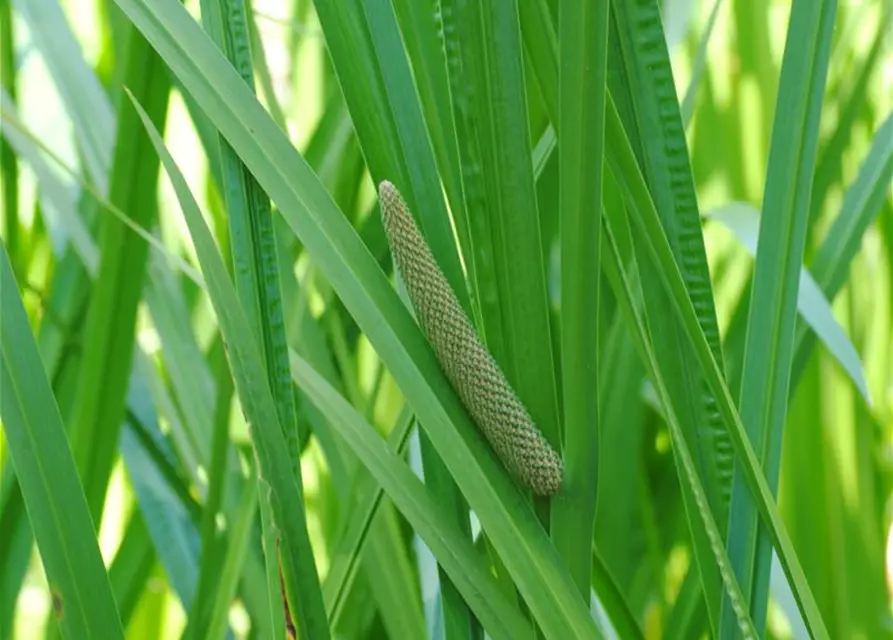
[549,0,608,596]
[0,94,98,274]
[0,0,19,274]
[602,94,830,639]
[0,241,124,639]
[125,89,330,639]
[312,0,469,311]
[681,0,724,127]
[707,202,871,405]
[608,2,730,629]
[792,110,893,379]
[390,0,467,259]
[518,0,560,126]
[309,7,475,635]
[290,353,534,640]
[809,15,890,229]
[15,0,114,189]
[194,0,302,634]
[121,374,203,615]
[723,1,838,633]
[205,471,258,640]
[66,29,171,524]
[599,218,757,638]
[321,406,415,621]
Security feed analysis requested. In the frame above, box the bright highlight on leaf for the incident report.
[379,180,563,496]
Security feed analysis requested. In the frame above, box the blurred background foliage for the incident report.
[0,0,891,638]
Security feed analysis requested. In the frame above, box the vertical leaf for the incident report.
[67,29,170,523]
[194,0,311,635]
[550,0,608,595]
[440,0,562,464]
[723,1,838,633]
[127,90,331,639]
[0,242,124,639]
[609,1,730,628]
[603,95,829,638]
[0,0,18,273]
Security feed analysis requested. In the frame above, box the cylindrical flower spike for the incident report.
[379,181,563,496]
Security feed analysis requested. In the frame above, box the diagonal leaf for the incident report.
[290,352,534,640]
[606,3,730,629]
[792,110,893,380]
[15,0,115,190]
[309,7,475,634]
[708,202,871,405]
[600,217,757,638]
[724,1,838,633]
[0,241,124,639]
[603,93,830,639]
[125,89,330,639]
[194,0,303,635]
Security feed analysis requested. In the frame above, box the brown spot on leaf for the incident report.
[51,590,63,619]
[276,538,296,639]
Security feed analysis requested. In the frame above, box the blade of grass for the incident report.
[608,3,731,629]
[244,0,288,132]
[792,110,893,380]
[195,0,303,634]
[0,241,124,639]
[0,113,202,285]
[708,202,871,405]
[723,1,837,633]
[439,0,502,341]
[124,365,274,636]
[0,94,99,275]
[122,374,203,614]
[598,217,757,638]
[1,15,160,624]
[15,0,114,191]
[66,29,171,524]
[681,0,723,127]
[291,353,535,640]
[518,0,559,126]
[550,0,608,596]
[602,94,830,638]
[363,501,428,640]
[205,469,259,640]
[390,0,468,267]
[320,405,415,621]
[391,268,475,640]
[322,305,428,640]
[312,0,469,311]
[593,312,647,600]
[0,0,19,273]
[127,89,330,639]
[141,256,274,633]
[809,15,890,232]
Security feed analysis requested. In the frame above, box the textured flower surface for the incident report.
[379,181,563,496]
